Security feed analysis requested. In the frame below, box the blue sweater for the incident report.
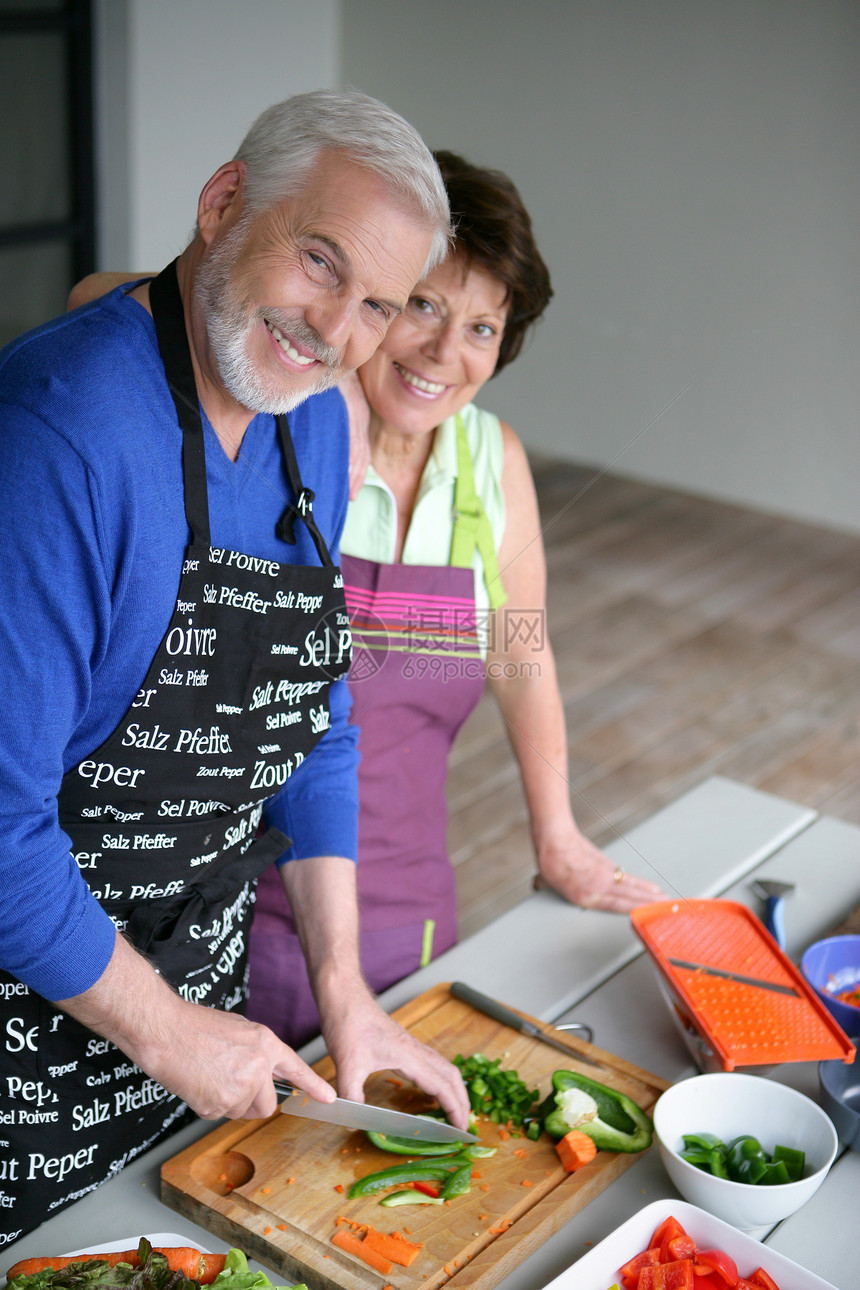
[0,285,358,1001]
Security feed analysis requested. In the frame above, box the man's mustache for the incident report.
[262,312,343,369]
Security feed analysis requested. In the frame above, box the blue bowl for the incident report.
[801,934,860,1039]
[820,1045,860,1150]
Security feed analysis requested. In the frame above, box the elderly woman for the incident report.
[247,151,663,1046]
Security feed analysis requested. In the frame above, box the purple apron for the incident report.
[248,554,485,1047]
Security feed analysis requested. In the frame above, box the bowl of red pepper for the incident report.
[801,934,860,1039]
[652,1073,838,1232]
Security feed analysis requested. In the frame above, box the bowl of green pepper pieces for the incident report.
[652,1073,838,1232]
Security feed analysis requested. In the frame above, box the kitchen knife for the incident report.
[668,957,799,996]
[750,879,795,950]
[274,1081,477,1143]
[450,981,606,1068]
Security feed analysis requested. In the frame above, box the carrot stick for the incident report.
[7,1253,141,1278]
[7,1260,88,1279]
[7,1247,224,1283]
[331,1230,393,1276]
[362,1228,423,1267]
[555,1129,598,1172]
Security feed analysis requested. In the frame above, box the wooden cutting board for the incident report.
[161,983,668,1290]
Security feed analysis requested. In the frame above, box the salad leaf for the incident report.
[209,1250,305,1290]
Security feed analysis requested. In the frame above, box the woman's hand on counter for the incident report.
[534,829,667,913]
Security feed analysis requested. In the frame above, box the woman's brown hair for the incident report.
[435,150,553,375]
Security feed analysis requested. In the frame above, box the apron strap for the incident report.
[149,259,211,546]
[275,414,335,568]
[449,415,507,609]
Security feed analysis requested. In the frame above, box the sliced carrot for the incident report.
[334,1183,344,1193]
[555,1129,597,1173]
[521,1179,534,1187]
[331,1229,392,1276]
[387,1077,403,1087]
[363,1228,423,1268]
[488,1219,512,1234]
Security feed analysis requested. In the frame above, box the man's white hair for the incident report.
[233,88,452,276]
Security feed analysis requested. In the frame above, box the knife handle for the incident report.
[450,981,525,1030]
[764,895,786,950]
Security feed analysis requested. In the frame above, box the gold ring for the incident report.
[613,866,625,883]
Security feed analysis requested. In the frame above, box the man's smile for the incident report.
[264,318,317,367]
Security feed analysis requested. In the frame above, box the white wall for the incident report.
[94,0,341,269]
[341,0,860,535]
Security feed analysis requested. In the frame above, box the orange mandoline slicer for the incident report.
[631,899,856,1072]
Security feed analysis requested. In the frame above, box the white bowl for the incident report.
[652,1073,838,1231]
[543,1199,838,1289]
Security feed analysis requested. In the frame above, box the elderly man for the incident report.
[0,89,467,1238]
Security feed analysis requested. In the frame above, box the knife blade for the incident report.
[668,958,799,996]
[449,981,607,1069]
[274,1081,477,1143]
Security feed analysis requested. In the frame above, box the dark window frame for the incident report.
[0,0,95,285]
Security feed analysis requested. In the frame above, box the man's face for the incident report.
[195,152,436,415]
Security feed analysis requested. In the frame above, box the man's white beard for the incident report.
[194,221,344,415]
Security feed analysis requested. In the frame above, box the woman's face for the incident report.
[359,254,509,436]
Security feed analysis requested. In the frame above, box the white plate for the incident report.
[544,1199,838,1289]
[64,1237,210,1258]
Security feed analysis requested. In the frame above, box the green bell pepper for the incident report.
[540,1070,653,1153]
[365,1130,462,1156]
[727,1134,768,1184]
[348,1155,468,1198]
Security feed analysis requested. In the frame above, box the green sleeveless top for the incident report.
[341,403,507,623]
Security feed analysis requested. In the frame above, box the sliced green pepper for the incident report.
[541,1070,653,1153]
[727,1135,769,1184]
[439,1162,473,1199]
[348,1155,467,1198]
[772,1143,805,1182]
[365,1130,462,1156]
[708,1146,729,1179]
[454,1053,539,1126]
[682,1132,723,1151]
[759,1159,791,1186]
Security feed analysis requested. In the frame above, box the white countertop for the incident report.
[3,776,858,1288]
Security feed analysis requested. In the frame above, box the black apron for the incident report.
[0,261,351,1241]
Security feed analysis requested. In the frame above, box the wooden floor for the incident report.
[449,460,860,939]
